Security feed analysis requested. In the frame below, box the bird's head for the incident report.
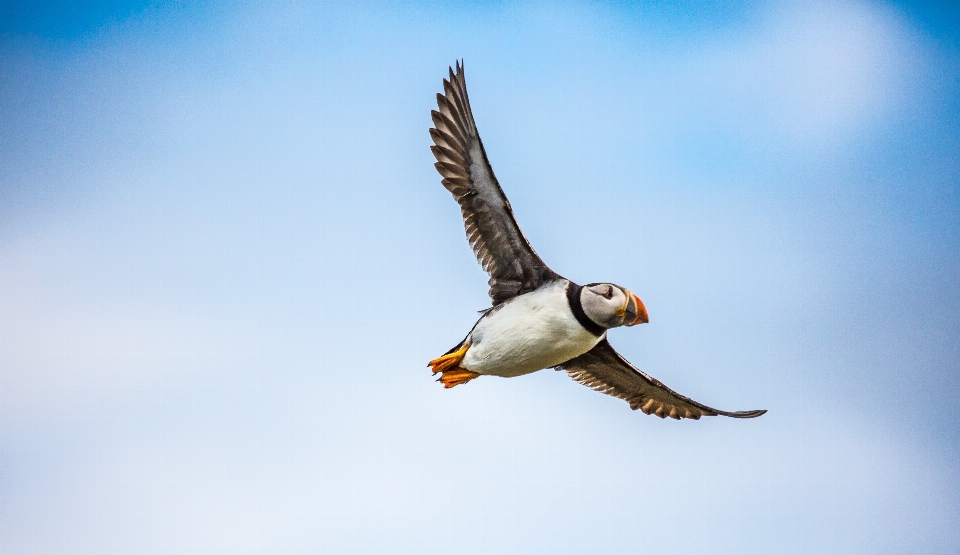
[581,283,649,329]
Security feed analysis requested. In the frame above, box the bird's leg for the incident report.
[428,343,480,388]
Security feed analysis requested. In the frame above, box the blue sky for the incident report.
[1,1,958,553]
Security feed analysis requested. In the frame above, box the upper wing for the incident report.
[430,61,560,305]
[557,339,766,420]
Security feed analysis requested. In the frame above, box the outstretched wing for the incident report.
[557,339,766,420]
[431,61,560,306]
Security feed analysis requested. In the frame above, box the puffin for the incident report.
[427,62,766,420]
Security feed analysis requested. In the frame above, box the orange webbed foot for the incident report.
[437,368,480,388]
[428,343,470,375]
[428,344,479,388]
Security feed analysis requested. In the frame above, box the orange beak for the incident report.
[625,291,648,326]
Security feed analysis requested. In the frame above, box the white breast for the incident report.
[460,281,603,378]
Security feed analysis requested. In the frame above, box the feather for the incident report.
[557,339,767,420]
[429,62,560,305]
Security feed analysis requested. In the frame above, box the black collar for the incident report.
[566,282,605,337]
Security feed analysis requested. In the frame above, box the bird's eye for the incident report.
[604,287,613,299]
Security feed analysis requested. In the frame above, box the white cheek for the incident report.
[583,296,614,326]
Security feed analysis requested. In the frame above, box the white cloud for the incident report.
[646,1,921,150]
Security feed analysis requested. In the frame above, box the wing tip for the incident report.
[629,399,766,420]
[720,409,767,419]
[448,60,464,80]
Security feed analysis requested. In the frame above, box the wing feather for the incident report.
[558,339,766,420]
[430,61,560,305]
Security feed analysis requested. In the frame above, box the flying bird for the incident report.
[427,62,765,420]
